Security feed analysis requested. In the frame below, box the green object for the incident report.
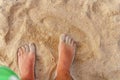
[0,66,20,80]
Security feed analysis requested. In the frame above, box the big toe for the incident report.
[29,43,36,54]
[60,34,66,43]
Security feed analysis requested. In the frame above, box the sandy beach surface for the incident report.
[0,0,120,80]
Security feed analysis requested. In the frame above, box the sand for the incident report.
[0,0,120,80]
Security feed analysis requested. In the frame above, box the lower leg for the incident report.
[55,67,73,80]
[55,34,76,80]
[55,72,73,80]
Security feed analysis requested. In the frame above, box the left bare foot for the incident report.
[57,34,76,74]
[18,43,36,80]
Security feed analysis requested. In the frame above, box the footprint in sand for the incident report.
[0,13,9,47]
[42,15,94,62]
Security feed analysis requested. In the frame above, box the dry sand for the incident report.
[0,0,120,80]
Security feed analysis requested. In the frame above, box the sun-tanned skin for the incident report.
[17,34,76,80]
[55,34,76,80]
[18,43,35,80]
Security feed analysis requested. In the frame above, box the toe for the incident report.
[18,48,23,56]
[66,35,70,44]
[24,44,29,53]
[60,34,66,42]
[29,43,36,54]
[73,41,77,48]
[69,37,72,45]
[71,39,74,46]
[21,46,26,53]
[66,35,74,46]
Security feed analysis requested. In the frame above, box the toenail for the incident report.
[21,46,25,50]
[66,36,69,43]
[18,48,22,56]
[18,52,21,56]
[29,43,36,53]
[69,38,73,44]
[60,34,66,42]
[61,34,66,38]
[25,44,29,52]
[19,48,22,52]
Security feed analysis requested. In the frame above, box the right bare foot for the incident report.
[18,43,36,80]
[56,34,76,74]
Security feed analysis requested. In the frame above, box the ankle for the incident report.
[56,66,70,75]
[21,74,34,80]
[55,68,72,80]
[21,70,34,80]
[57,62,70,71]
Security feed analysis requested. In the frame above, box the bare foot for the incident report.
[18,43,36,80]
[56,34,76,74]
